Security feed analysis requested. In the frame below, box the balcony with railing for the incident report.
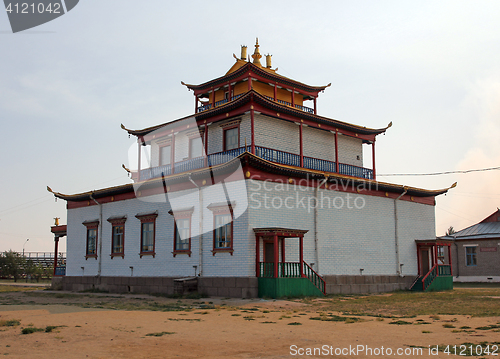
[138,145,373,181]
[198,93,314,113]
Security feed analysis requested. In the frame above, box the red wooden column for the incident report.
[299,123,304,167]
[53,237,59,276]
[416,244,421,276]
[299,236,304,277]
[334,131,339,173]
[273,234,279,278]
[433,245,438,267]
[171,133,176,174]
[211,88,215,107]
[137,140,142,181]
[228,83,232,100]
[448,244,453,275]
[281,238,285,263]
[291,89,295,107]
[250,109,255,154]
[372,140,376,180]
[248,76,252,91]
[255,235,260,277]
[194,95,198,114]
[204,125,208,167]
[313,97,317,115]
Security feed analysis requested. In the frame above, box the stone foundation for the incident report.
[52,275,414,297]
[51,276,258,298]
[323,275,416,294]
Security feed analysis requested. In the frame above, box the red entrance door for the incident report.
[421,248,430,275]
[264,242,274,263]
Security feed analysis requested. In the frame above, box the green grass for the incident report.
[21,327,44,334]
[0,285,39,293]
[145,331,175,337]
[0,320,20,327]
[45,325,65,332]
[310,314,361,323]
[389,320,413,325]
[313,289,500,317]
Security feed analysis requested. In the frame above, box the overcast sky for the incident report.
[1,1,500,253]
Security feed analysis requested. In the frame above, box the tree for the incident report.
[0,250,26,282]
[446,226,456,236]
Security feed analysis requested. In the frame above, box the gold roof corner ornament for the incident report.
[47,186,53,193]
[450,182,458,189]
[251,37,262,66]
[122,164,131,173]
[387,121,393,128]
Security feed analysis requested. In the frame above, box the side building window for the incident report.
[107,216,127,258]
[208,202,235,255]
[465,246,477,266]
[82,220,99,260]
[136,212,158,258]
[169,208,193,257]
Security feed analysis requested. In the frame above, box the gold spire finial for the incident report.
[251,37,262,66]
[54,217,60,226]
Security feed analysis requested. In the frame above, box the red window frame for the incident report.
[83,221,99,260]
[208,203,235,255]
[135,213,158,258]
[107,217,126,258]
[172,209,193,257]
[223,125,240,151]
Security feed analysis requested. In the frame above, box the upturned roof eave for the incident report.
[123,90,390,138]
[183,62,329,94]
[47,152,452,203]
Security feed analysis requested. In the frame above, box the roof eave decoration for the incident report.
[126,90,392,138]
[183,61,330,94]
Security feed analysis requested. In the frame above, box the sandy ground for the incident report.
[0,294,499,358]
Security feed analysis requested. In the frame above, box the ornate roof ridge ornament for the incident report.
[251,37,262,66]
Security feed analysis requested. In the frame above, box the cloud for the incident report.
[436,75,500,234]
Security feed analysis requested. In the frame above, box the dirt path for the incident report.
[1,296,499,358]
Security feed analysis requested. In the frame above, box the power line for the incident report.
[378,165,500,177]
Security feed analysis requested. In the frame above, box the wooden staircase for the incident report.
[410,264,452,292]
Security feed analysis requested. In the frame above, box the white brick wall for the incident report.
[66,177,253,278]
[303,126,335,161]
[66,179,435,279]
[337,135,363,167]
[254,114,299,154]
[247,179,435,276]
